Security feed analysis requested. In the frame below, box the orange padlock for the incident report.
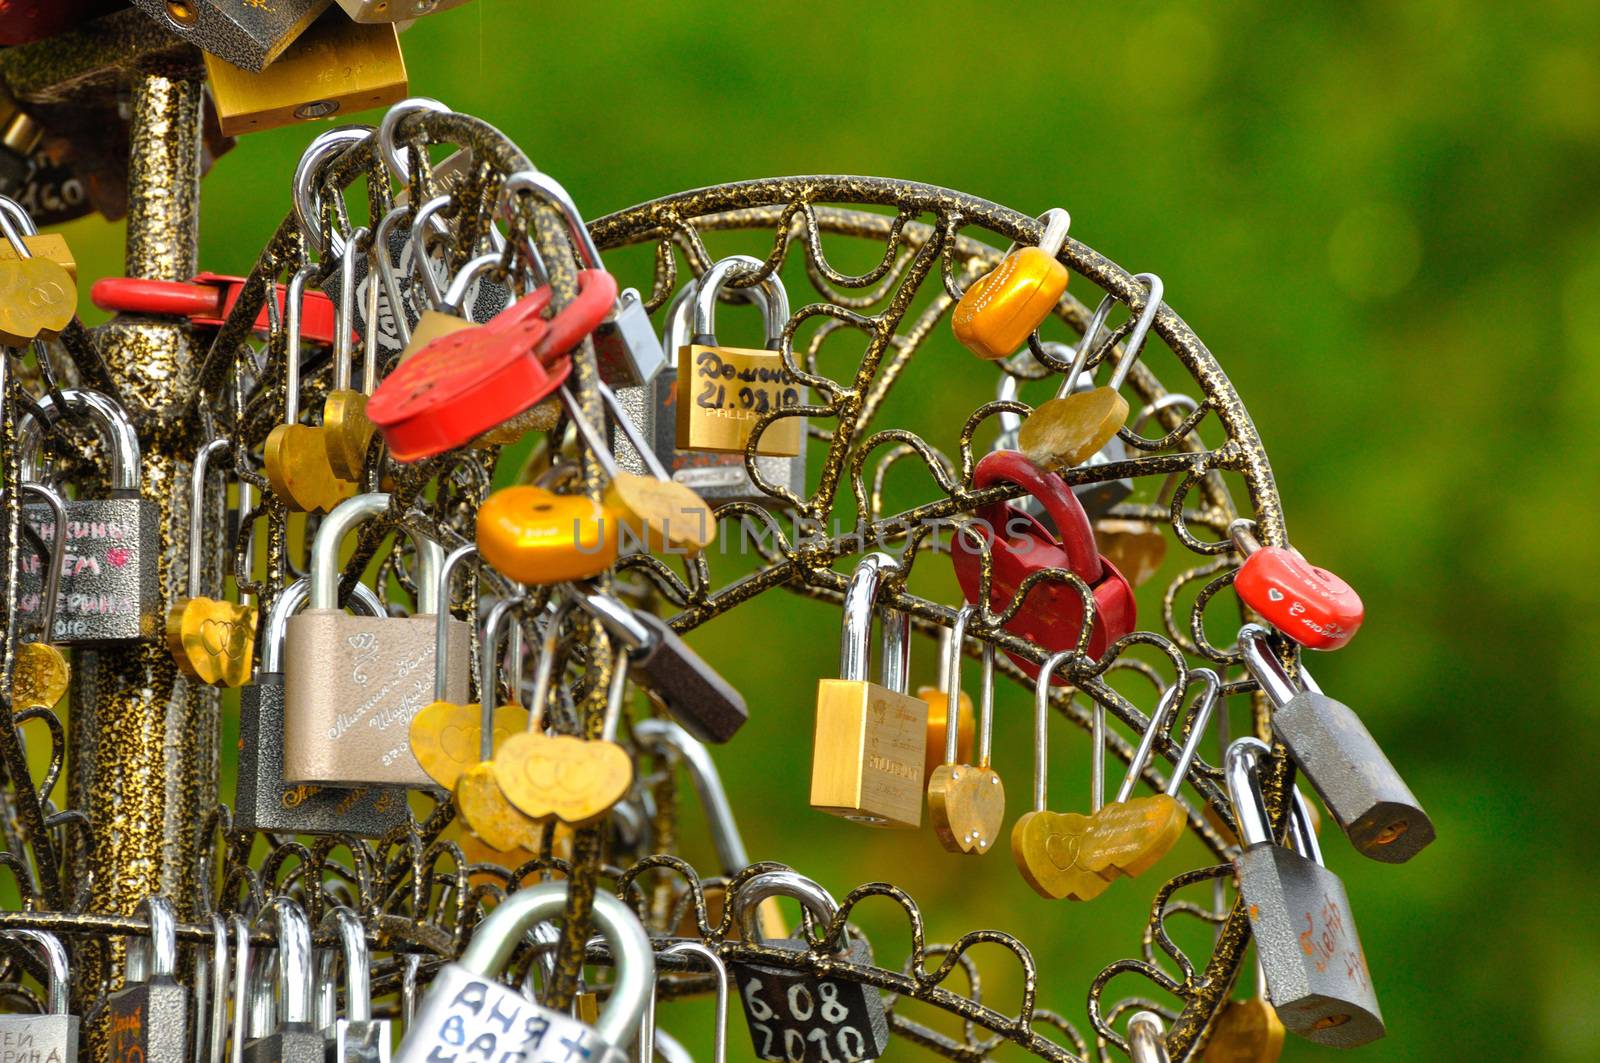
[476,484,622,585]
[953,208,1071,360]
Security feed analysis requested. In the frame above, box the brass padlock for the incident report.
[282,491,470,789]
[810,552,929,829]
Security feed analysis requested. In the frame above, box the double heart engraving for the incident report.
[167,598,257,687]
[493,732,633,827]
[1011,794,1186,901]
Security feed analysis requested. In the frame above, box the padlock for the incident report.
[1225,738,1384,1047]
[314,907,390,1063]
[914,623,974,786]
[728,870,889,1063]
[0,182,76,349]
[950,449,1135,681]
[283,491,470,788]
[323,228,381,481]
[614,259,808,508]
[574,589,747,743]
[243,899,324,1063]
[265,264,359,514]
[235,575,409,837]
[14,388,160,644]
[9,482,70,709]
[336,0,475,22]
[204,11,409,137]
[167,438,258,687]
[131,0,331,71]
[393,882,654,1063]
[1230,520,1364,651]
[1239,626,1432,863]
[925,605,1004,855]
[0,929,77,1063]
[1203,954,1285,1063]
[505,170,666,387]
[1128,1010,1171,1063]
[952,208,1071,360]
[475,481,622,586]
[89,271,339,345]
[1025,341,1132,519]
[108,895,189,1063]
[810,552,929,829]
[677,255,806,457]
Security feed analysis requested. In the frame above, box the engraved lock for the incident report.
[131,0,332,72]
[925,605,1004,855]
[0,201,76,346]
[1225,738,1385,1048]
[108,895,189,1063]
[451,597,543,853]
[14,388,160,645]
[1239,626,1433,863]
[1128,1010,1172,1063]
[283,492,470,788]
[0,929,78,1063]
[265,263,358,514]
[677,255,807,457]
[235,575,409,837]
[243,899,324,1063]
[614,261,808,508]
[9,482,70,708]
[394,883,654,1063]
[203,9,409,137]
[810,552,930,829]
[314,907,390,1063]
[953,208,1071,360]
[728,871,889,1063]
[167,438,258,687]
[1230,520,1364,651]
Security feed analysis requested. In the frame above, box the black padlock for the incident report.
[1226,738,1384,1048]
[107,895,190,1063]
[729,871,888,1063]
[1240,625,1434,863]
[243,899,325,1063]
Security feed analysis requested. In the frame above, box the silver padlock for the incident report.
[283,492,470,789]
[107,895,189,1063]
[14,388,160,645]
[315,907,390,1063]
[1239,625,1434,863]
[1226,737,1384,1048]
[394,884,654,1063]
[244,899,323,1063]
[0,929,77,1063]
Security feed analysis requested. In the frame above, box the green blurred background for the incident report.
[54,1,1598,1059]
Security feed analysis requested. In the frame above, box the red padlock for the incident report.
[90,273,340,346]
[951,449,1136,682]
[1230,519,1363,650]
[367,269,617,462]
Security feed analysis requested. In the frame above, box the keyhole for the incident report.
[165,1,198,26]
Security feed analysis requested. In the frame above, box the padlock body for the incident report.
[0,1013,78,1063]
[283,611,470,788]
[732,938,888,1063]
[1272,691,1433,863]
[630,612,747,743]
[128,0,329,72]
[17,496,159,644]
[325,1018,392,1063]
[1236,548,1363,650]
[395,962,625,1063]
[810,679,928,829]
[236,677,410,836]
[243,1027,326,1063]
[108,978,188,1063]
[952,246,1070,360]
[337,0,476,24]
[594,288,667,387]
[676,344,805,456]
[1237,845,1384,1048]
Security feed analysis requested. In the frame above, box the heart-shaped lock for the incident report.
[492,732,634,827]
[166,598,258,687]
[1097,518,1168,588]
[0,255,76,345]
[476,484,621,585]
[951,449,1135,683]
[1231,520,1363,650]
[410,702,530,792]
[1010,810,1111,901]
[926,606,1005,855]
[264,423,357,513]
[1079,794,1186,880]
[1203,995,1287,1063]
[455,760,542,853]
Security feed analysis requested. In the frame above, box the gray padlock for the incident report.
[315,907,390,1063]
[245,899,324,1063]
[107,896,189,1063]
[131,0,331,72]
[1239,625,1434,863]
[15,388,160,645]
[576,591,747,744]
[394,884,654,1063]
[729,872,888,1063]
[0,929,77,1063]
[1226,737,1384,1048]
[235,576,410,837]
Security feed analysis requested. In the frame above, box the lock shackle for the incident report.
[377,97,451,188]
[187,438,233,600]
[17,482,65,640]
[692,255,790,349]
[459,883,655,1052]
[409,195,457,311]
[0,195,38,243]
[838,552,909,692]
[332,227,371,390]
[247,897,314,1034]
[1164,668,1222,798]
[502,170,608,274]
[1029,650,1083,813]
[283,263,321,426]
[969,449,1103,583]
[440,251,504,317]
[1131,392,1199,438]
[204,914,228,1063]
[16,387,141,493]
[527,595,582,731]
[231,915,250,1063]
[555,386,622,480]
[1057,273,1164,399]
[1290,787,1325,867]
[124,894,177,983]
[1,929,67,1014]
[1238,624,1309,708]
[262,576,385,675]
[373,203,415,348]
[1224,737,1274,850]
[943,605,995,768]
[434,544,479,700]
[634,719,748,875]
[292,125,373,262]
[658,941,729,1063]
[574,591,654,657]
[733,870,853,954]
[662,271,777,356]
[478,596,525,760]
[314,906,372,1027]
[1113,678,1185,806]
[1127,1010,1171,1063]
[0,204,33,258]
[308,492,446,612]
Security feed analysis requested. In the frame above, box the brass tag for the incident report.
[927,762,1005,855]
[1010,810,1111,901]
[492,732,634,827]
[676,343,803,455]
[1017,387,1130,470]
[165,597,257,687]
[409,701,529,791]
